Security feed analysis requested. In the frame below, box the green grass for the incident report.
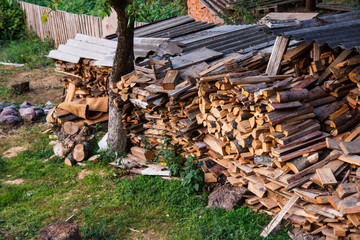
[0,32,53,68]
[0,124,291,239]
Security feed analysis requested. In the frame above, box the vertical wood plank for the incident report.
[265,36,289,76]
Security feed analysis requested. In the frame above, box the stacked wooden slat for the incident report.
[55,59,111,98]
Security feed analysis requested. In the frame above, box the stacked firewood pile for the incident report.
[114,41,360,238]
[54,59,110,98]
[47,59,111,130]
[194,43,360,238]
[113,52,269,155]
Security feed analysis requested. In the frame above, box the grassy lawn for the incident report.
[0,123,291,240]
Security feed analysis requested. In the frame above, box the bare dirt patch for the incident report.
[77,170,93,180]
[0,65,63,105]
[2,146,27,158]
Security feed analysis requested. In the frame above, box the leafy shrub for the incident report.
[0,32,53,68]
[181,155,204,194]
[155,134,184,176]
[0,0,26,40]
[221,0,264,24]
[23,0,186,22]
[129,0,186,23]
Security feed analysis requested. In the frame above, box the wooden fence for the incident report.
[16,1,146,47]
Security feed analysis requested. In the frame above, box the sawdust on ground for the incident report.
[2,146,27,158]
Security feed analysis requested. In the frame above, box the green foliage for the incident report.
[0,32,53,68]
[181,155,204,194]
[0,84,10,98]
[0,0,26,40]
[127,0,186,23]
[222,0,263,24]
[25,0,186,22]
[155,134,184,176]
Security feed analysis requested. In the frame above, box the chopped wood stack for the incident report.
[46,59,111,129]
[116,41,360,238]
[55,59,111,98]
[194,42,360,238]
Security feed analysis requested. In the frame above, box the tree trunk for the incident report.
[107,1,134,152]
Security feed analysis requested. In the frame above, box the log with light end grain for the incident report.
[204,134,226,156]
[332,114,360,136]
[276,89,309,103]
[72,142,91,162]
[63,121,79,135]
[65,153,77,166]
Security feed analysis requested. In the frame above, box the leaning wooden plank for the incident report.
[344,125,360,141]
[266,36,290,76]
[338,153,360,166]
[339,141,360,155]
[172,47,223,70]
[260,195,299,237]
[318,49,353,83]
[326,138,343,150]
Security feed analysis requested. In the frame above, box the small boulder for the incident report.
[0,107,18,118]
[39,222,81,240]
[1,115,21,127]
[207,184,248,210]
[35,109,44,118]
[19,107,36,121]
[3,105,17,111]
[20,101,32,108]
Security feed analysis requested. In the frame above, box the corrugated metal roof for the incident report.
[174,25,276,54]
[262,11,360,51]
[134,15,215,38]
[48,16,278,67]
[47,34,168,65]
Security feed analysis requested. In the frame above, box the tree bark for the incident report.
[107,0,134,152]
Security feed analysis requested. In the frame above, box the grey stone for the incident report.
[207,184,248,210]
